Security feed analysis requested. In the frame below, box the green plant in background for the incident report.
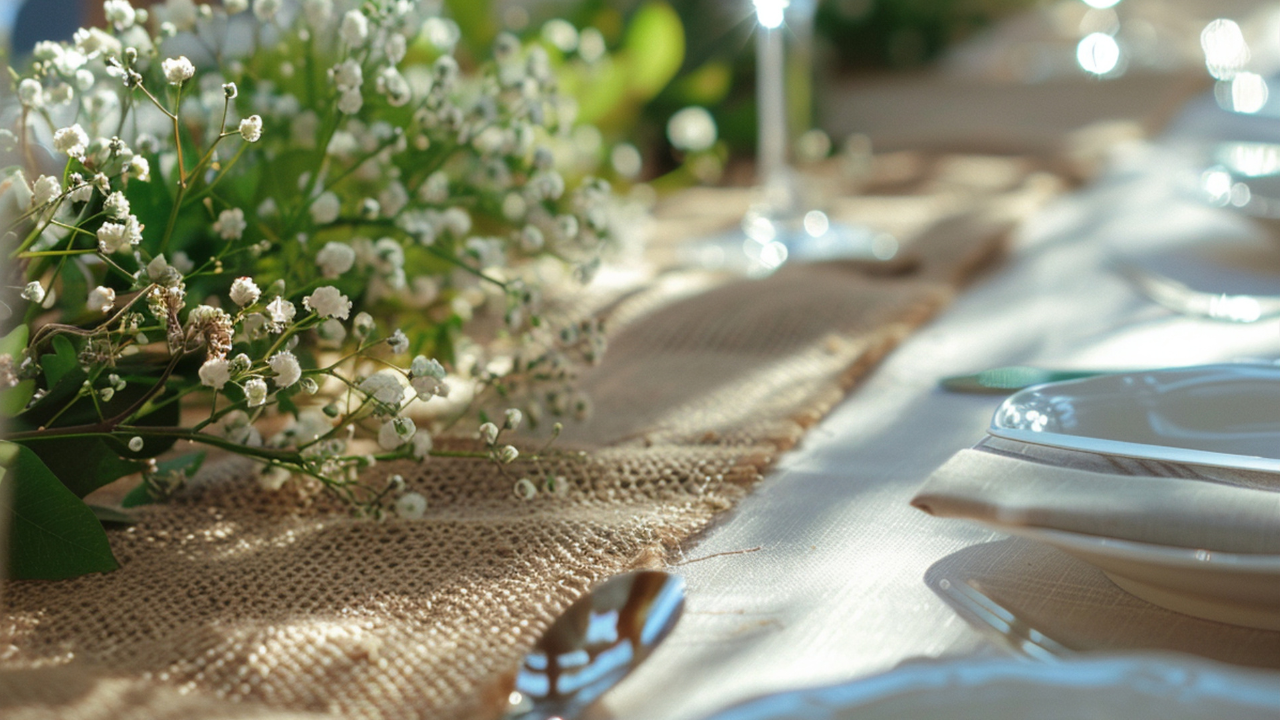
[0,0,621,580]
[816,0,1037,68]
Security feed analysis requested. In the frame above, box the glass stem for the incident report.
[757,22,792,215]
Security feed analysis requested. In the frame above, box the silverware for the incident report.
[503,570,686,720]
[938,578,1071,661]
[1119,264,1280,323]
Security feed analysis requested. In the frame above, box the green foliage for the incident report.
[123,451,204,508]
[624,2,684,99]
[0,442,119,580]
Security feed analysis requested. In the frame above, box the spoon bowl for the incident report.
[504,570,686,720]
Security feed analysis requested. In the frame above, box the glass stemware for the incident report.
[684,0,897,276]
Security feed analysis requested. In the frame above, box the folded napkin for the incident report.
[911,447,1280,554]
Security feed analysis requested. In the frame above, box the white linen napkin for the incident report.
[911,449,1280,554]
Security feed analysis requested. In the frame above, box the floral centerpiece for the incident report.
[0,0,619,580]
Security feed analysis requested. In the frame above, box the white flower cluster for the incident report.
[4,0,620,518]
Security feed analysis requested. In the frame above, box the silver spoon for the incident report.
[502,570,686,720]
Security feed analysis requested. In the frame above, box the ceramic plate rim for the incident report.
[981,523,1280,573]
[695,653,1280,720]
[987,364,1280,474]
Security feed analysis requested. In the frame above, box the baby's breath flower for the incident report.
[386,33,407,64]
[229,277,260,306]
[353,312,375,338]
[22,282,45,304]
[223,82,238,99]
[410,355,443,378]
[244,377,268,407]
[32,175,60,207]
[504,408,523,431]
[411,432,433,459]
[340,10,368,47]
[213,207,247,240]
[333,58,362,91]
[316,241,355,278]
[104,191,129,218]
[199,358,231,389]
[87,286,116,313]
[53,124,89,157]
[18,78,43,108]
[259,466,289,491]
[253,0,280,22]
[316,318,346,347]
[128,435,144,452]
[268,351,301,387]
[266,296,296,330]
[162,56,195,85]
[239,115,263,142]
[478,422,498,446]
[303,286,351,319]
[302,0,332,28]
[378,416,415,450]
[97,216,144,254]
[145,254,179,286]
[128,155,151,181]
[337,87,363,115]
[359,370,404,406]
[310,191,340,224]
[104,0,136,29]
[497,445,519,464]
[377,67,411,107]
[394,491,427,519]
[514,477,536,500]
[387,329,409,354]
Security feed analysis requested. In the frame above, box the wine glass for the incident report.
[684,0,897,276]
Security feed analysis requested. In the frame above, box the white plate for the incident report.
[698,654,1280,720]
[988,364,1280,473]
[994,525,1280,631]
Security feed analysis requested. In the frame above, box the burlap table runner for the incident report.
[0,156,1060,719]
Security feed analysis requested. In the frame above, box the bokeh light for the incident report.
[1076,33,1120,75]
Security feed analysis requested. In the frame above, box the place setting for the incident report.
[8,1,1280,720]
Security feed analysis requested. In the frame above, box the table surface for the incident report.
[606,53,1280,720]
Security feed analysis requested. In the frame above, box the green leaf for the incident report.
[23,437,143,498]
[624,2,685,99]
[443,0,496,55]
[157,450,205,478]
[122,451,204,508]
[572,57,631,127]
[671,61,733,105]
[89,504,137,526]
[121,482,154,508]
[41,335,77,387]
[0,441,120,580]
[0,324,27,357]
[0,379,34,416]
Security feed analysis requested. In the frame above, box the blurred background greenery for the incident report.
[441,0,1037,186]
[8,0,1039,186]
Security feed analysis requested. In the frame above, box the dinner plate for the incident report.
[697,654,1280,720]
[987,363,1280,473]
[993,525,1280,630]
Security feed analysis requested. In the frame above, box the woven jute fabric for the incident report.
[0,156,1059,719]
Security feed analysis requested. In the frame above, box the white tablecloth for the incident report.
[606,114,1280,719]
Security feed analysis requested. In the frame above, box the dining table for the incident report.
[594,6,1280,719]
[9,3,1280,720]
